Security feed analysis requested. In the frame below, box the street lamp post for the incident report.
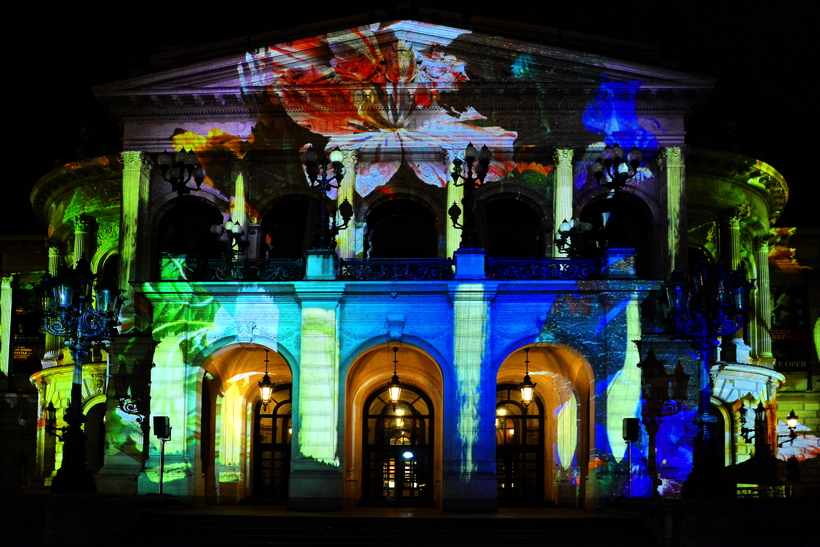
[303,146,353,249]
[662,262,752,499]
[35,258,124,494]
[448,143,492,249]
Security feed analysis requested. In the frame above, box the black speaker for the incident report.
[623,417,640,441]
[153,416,171,439]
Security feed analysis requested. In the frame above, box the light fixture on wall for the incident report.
[17,411,28,440]
[44,401,67,440]
[259,350,274,411]
[554,217,596,258]
[778,409,799,447]
[34,258,124,494]
[157,149,206,196]
[387,347,403,407]
[211,218,249,261]
[519,348,536,408]
[303,146,354,249]
[739,402,767,443]
[448,142,493,249]
[590,143,643,192]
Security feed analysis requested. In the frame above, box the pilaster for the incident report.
[71,215,95,265]
[338,149,358,259]
[658,147,686,273]
[289,284,345,511]
[120,151,152,332]
[552,148,574,257]
[1,275,14,377]
[42,247,63,366]
[443,282,497,512]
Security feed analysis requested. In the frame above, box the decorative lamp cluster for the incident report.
[591,143,643,192]
[554,218,595,257]
[449,142,493,249]
[157,149,206,196]
[303,146,353,249]
[211,218,249,261]
[34,258,125,494]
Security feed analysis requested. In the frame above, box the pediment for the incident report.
[94,19,713,106]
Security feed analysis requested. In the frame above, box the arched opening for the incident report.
[156,197,223,260]
[580,194,653,277]
[362,384,433,502]
[344,344,443,507]
[200,344,292,502]
[496,385,544,500]
[496,344,595,506]
[365,198,438,258]
[260,195,319,258]
[481,198,544,257]
[254,385,292,498]
[85,402,106,475]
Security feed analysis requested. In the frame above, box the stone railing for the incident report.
[339,258,454,281]
[487,257,599,280]
[189,259,305,281]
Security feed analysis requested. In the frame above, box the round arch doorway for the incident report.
[496,385,544,500]
[361,384,434,503]
[253,384,292,499]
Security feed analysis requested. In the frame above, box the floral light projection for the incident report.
[776,420,820,462]
[238,22,517,196]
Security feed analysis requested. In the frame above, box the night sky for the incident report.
[5,1,816,236]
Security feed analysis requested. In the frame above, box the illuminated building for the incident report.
[2,14,817,507]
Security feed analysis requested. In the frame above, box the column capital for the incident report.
[552,148,574,166]
[48,246,60,258]
[120,151,151,172]
[657,146,685,168]
[1,274,14,288]
[71,215,94,233]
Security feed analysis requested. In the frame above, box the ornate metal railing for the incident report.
[190,259,305,281]
[339,258,454,281]
[487,257,599,280]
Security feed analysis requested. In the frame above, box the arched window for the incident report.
[365,199,438,258]
[580,194,653,277]
[481,198,544,257]
[156,197,223,260]
[362,384,433,502]
[496,384,544,500]
[260,196,319,259]
[254,384,292,499]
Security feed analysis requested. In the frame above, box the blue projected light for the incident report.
[403,451,414,460]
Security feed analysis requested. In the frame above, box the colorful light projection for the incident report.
[452,283,489,475]
[238,21,517,196]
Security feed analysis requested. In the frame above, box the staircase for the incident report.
[131,514,660,546]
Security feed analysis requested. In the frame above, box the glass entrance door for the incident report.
[254,385,291,498]
[496,384,543,500]
[362,386,433,503]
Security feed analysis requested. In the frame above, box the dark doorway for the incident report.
[156,197,223,260]
[366,199,438,258]
[362,384,433,504]
[482,199,544,257]
[496,385,544,501]
[580,194,652,276]
[253,385,292,499]
[85,403,106,475]
[261,197,318,258]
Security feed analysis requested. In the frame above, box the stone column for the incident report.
[444,148,464,259]
[658,147,686,274]
[119,151,151,329]
[443,283,497,512]
[71,216,94,265]
[720,213,751,363]
[753,235,776,366]
[552,149,574,256]
[41,247,64,367]
[98,151,153,495]
[337,149,358,259]
[289,284,345,511]
[0,275,13,377]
